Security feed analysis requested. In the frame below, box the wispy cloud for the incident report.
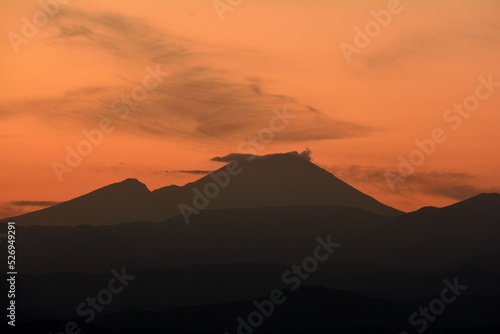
[0,200,60,220]
[164,170,211,175]
[328,165,500,201]
[211,149,312,163]
[210,153,256,163]
[348,11,500,72]
[1,8,371,144]
[10,201,60,207]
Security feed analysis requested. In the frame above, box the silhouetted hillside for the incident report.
[11,192,500,274]
[3,153,402,226]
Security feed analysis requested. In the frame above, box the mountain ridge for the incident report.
[4,153,496,227]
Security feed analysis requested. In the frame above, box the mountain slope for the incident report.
[4,153,402,226]
[2,178,152,226]
[12,193,500,274]
[173,153,403,216]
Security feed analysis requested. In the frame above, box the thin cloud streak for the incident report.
[164,170,211,175]
[211,149,312,163]
[0,8,372,144]
[10,201,60,207]
[328,165,500,201]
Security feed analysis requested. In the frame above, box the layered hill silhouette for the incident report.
[4,153,402,226]
[13,193,500,274]
[85,285,500,332]
[11,283,500,333]
[4,152,500,333]
[15,263,500,321]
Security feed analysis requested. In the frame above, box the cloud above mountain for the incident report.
[164,170,211,175]
[328,165,500,201]
[211,149,312,163]
[0,200,60,220]
[0,8,371,144]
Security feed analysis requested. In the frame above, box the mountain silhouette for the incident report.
[2,178,152,226]
[4,153,402,226]
[13,192,500,274]
[4,154,500,333]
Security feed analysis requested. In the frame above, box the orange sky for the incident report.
[1,0,499,217]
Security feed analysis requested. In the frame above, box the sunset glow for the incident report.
[1,0,499,217]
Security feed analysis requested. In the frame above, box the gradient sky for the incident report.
[1,0,499,218]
